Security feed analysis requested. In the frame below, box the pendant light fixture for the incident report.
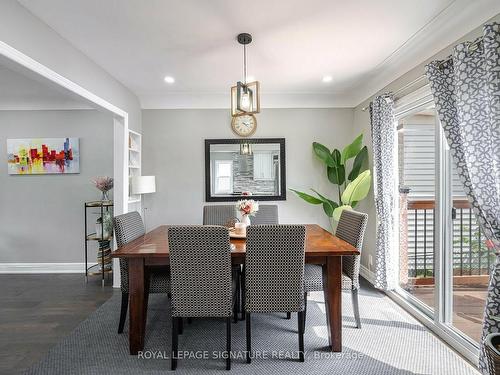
[231,33,260,116]
[239,142,253,155]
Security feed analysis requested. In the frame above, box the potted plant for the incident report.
[290,133,371,232]
[485,332,500,374]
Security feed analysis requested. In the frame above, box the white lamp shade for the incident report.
[131,176,156,194]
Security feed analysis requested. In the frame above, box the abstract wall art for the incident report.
[7,138,80,175]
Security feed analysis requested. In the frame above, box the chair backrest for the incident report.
[335,210,368,285]
[168,226,232,318]
[245,225,306,313]
[251,204,279,225]
[113,211,145,247]
[202,205,237,226]
[113,211,145,292]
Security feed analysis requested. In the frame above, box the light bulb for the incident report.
[240,93,250,110]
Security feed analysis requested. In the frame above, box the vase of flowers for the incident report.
[236,199,259,226]
[92,176,114,201]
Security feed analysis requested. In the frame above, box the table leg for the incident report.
[322,256,342,352]
[129,258,146,355]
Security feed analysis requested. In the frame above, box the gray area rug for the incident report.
[24,286,478,374]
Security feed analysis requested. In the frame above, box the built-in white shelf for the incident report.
[128,130,142,209]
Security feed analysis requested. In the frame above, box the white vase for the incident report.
[241,214,251,226]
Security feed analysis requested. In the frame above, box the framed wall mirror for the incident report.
[205,138,286,202]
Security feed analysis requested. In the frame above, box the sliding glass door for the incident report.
[395,85,487,357]
[397,104,437,314]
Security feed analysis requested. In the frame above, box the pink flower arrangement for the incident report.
[236,199,259,217]
[92,176,114,192]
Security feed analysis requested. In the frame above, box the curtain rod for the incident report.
[361,37,485,111]
[361,75,426,111]
[437,37,483,69]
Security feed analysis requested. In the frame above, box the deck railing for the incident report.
[402,198,494,280]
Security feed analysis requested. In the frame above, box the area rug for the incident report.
[24,284,478,374]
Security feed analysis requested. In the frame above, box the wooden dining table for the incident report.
[112,224,358,355]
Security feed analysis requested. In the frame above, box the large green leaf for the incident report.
[341,170,372,205]
[333,205,353,222]
[290,189,322,204]
[311,189,338,217]
[341,134,363,164]
[326,149,345,185]
[313,142,335,167]
[348,146,369,181]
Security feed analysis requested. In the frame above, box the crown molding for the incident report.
[351,0,500,107]
[140,91,356,109]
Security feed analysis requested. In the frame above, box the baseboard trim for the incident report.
[0,263,85,274]
[359,264,376,285]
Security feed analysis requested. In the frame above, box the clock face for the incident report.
[231,114,257,137]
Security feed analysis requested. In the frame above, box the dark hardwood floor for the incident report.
[0,274,114,375]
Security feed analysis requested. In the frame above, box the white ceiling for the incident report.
[0,55,92,110]
[16,0,500,108]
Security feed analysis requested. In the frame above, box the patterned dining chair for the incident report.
[113,211,171,334]
[244,225,306,363]
[202,205,237,227]
[251,204,278,225]
[303,210,368,328]
[168,226,237,370]
[203,205,241,323]
[243,204,282,317]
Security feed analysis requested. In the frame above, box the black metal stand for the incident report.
[84,200,113,286]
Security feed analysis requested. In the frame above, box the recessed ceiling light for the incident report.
[322,76,333,83]
[164,76,175,84]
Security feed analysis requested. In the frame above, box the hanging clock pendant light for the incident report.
[231,33,260,116]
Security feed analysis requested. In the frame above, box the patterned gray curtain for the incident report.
[370,95,398,291]
[425,22,500,374]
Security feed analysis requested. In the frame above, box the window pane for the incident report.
[451,164,489,343]
[216,177,231,193]
[398,106,436,312]
[217,162,232,177]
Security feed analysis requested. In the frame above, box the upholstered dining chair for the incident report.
[203,205,241,322]
[244,225,306,363]
[168,226,237,370]
[113,211,171,334]
[303,210,368,328]
[251,204,279,225]
[202,205,237,227]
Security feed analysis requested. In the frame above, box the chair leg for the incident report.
[286,312,291,319]
[171,317,178,370]
[178,317,184,334]
[241,268,246,321]
[298,311,305,362]
[118,292,128,334]
[226,317,231,370]
[352,289,361,329]
[234,270,240,323]
[246,313,251,363]
[303,292,308,327]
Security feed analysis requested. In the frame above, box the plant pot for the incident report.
[485,333,500,374]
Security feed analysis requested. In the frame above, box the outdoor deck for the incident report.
[408,283,487,342]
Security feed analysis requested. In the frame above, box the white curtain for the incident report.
[370,95,398,291]
[425,22,500,374]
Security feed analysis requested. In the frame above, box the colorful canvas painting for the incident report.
[7,138,80,175]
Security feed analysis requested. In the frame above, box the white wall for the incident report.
[142,108,355,230]
[0,110,113,263]
[0,0,141,131]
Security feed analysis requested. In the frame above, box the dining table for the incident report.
[111,224,358,355]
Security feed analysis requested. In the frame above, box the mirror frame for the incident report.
[205,138,286,202]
